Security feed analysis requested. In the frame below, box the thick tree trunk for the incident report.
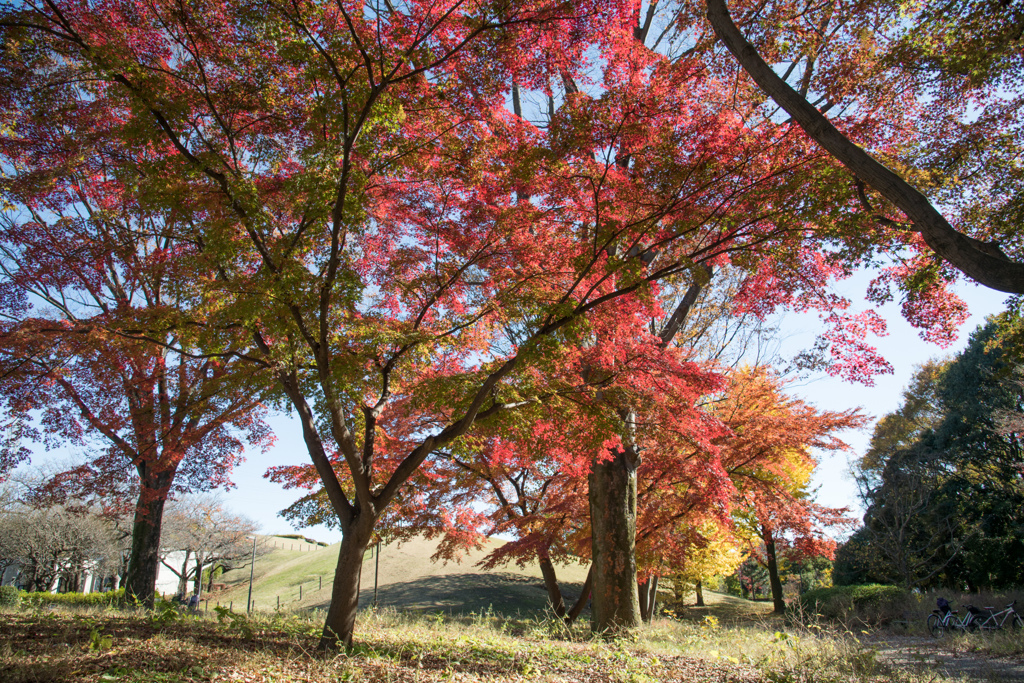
[695,580,705,607]
[124,487,168,608]
[764,536,786,614]
[538,554,566,617]
[589,447,641,634]
[318,519,374,650]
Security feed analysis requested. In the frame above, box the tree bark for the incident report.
[764,535,786,614]
[193,557,204,598]
[538,554,567,617]
[648,575,659,623]
[175,550,191,597]
[589,446,641,634]
[124,483,169,608]
[638,575,659,623]
[318,518,374,650]
[695,580,705,607]
[565,565,593,625]
[704,0,1024,294]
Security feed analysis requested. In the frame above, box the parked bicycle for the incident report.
[964,601,1022,633]
[928,598,1023,637]
[928,597,969,637]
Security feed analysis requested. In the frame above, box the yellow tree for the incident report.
[721,368,862,613]
[666,522,745,608]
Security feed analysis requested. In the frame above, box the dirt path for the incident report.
[871,634,1024,682]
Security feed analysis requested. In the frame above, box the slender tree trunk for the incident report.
[318,518,374,651]
[538,553,566,617]
[589,447,641,633]
[764,535,786,614]
[695,580,705,607]
[638,576,660,623]
[193,557,204,597]
[565,565,593,625]
[646,575,659,623]
[207,565,217,593]
[175,550,191,597]
[124,484,169,608]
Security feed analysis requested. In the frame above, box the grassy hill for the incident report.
[210,535,593,616]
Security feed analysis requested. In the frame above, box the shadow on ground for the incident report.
[309,572,589,617]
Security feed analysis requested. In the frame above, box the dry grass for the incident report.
[0,601,983,683]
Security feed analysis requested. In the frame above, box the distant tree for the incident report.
[159,496,259,598]
[0,506,119,592]
[722,368,861,613]
[665,523,745,608]
[855,314,1024,589]
[0,162,274,607]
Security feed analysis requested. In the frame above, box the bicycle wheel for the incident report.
[1012,614,1023,631]
[928,613,944,638]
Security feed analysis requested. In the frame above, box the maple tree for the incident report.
[0,127,273,606]
[0,0,1000,647]
[719,367,860,613]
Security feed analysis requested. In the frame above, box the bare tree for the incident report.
[0,506,119,592]
[159,496,260,598]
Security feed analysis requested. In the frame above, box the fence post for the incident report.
[319,576,322,590]
[277,595,280,609]
[299,584,303,600]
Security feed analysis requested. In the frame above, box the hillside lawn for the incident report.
[208,535,594,616]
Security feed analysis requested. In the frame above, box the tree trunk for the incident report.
[589,447,641,634]
[318,519,373,650]
[695,580,705,607]
[124,486,168,608]
[647,575,659,623]
[538,554,566,617]
[638,575,659,623]
[764,535,786,614]
[193,557,204,598]
[176,550,192,597]
[565,565,593,625]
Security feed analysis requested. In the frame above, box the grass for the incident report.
[209,535,591,616]
[10,536,1018,682]
[2,598,1003,683]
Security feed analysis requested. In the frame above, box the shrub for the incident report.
[799,584,913,624]
[0,585,21,607]
[20,588,126,608]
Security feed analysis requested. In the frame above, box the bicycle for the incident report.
[928,597,971,638]
[964,601,1023,632]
